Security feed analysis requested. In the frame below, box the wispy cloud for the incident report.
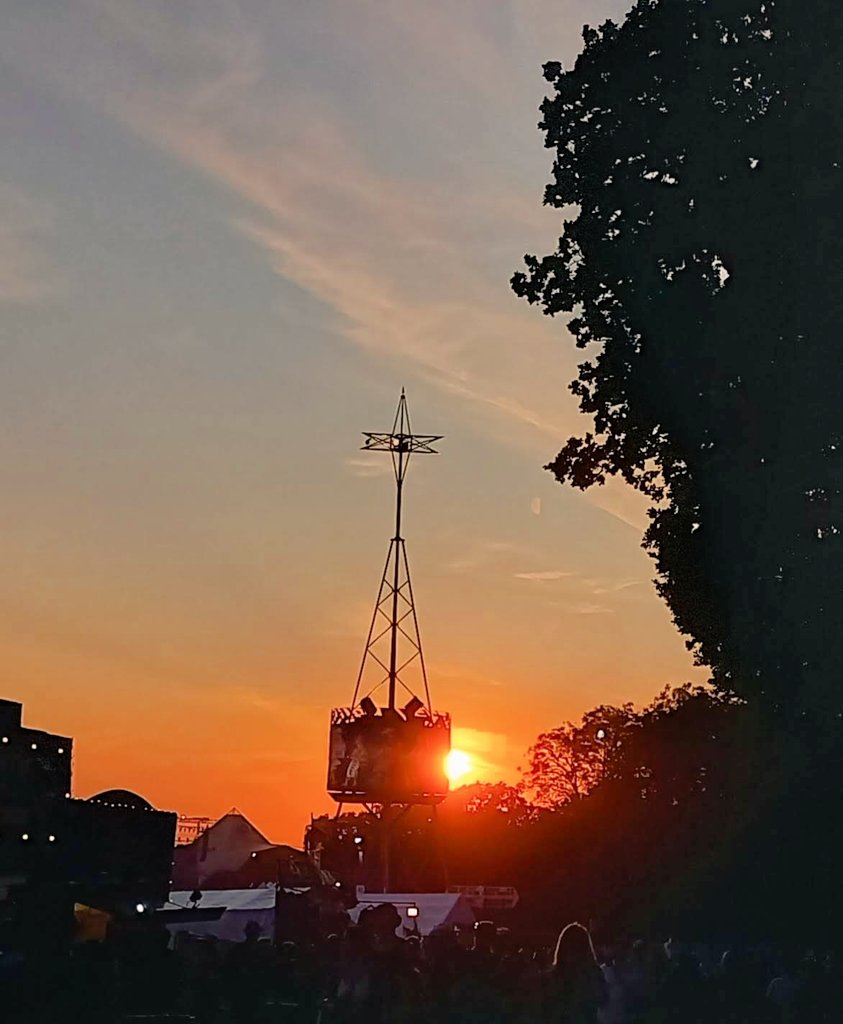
[1,0,646,529]
[444,539,526,574]
[452,727,509,754]
[583,577,641,596]
[588,478,652,532]
[513,569,642,601]
[1,1,582,443]
[344,456,393,479]
[514,570,574,582]
[451,725,511,781]
[561,602,614,616]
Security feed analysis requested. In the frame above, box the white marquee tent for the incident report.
[166,887,280,943]
[348,892,476,936]
[165,888,475,942]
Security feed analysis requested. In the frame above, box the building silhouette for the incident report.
[0,698,71,806]
[0,699,176,950]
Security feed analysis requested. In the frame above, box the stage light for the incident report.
[48,835,55,842]
[353,836,364,845]
[135,903,146,914]
[407,905,419,918]
[21,833,29,841]
[58,747,64,754]
[31,743,37,750]
[2,737,7,743]
[403,696,423,718]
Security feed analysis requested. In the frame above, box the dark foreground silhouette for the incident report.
[2,910,840,1023]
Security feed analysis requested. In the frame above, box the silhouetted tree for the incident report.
[616,683,744,805]
[516,685,762,938]
[305,811,378,881]
[454,780,538,823]
[513,1,843,727]
[519,704,636,807]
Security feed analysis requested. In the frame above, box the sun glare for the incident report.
[445,748,472,783]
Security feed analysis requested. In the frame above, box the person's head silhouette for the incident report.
[552,922,598,973]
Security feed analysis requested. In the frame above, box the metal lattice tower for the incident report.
[351,390,443,713]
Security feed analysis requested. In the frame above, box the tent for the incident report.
[165,888,475,942]
[348,892,475,936]
[165,887,281,943]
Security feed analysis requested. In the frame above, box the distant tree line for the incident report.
[309,682,836,942]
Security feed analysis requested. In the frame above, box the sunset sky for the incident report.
[0,0,705,843]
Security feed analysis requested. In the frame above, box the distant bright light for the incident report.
[445,749,472,783]
[135,903,146,914]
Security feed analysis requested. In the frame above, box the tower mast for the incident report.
[353,390,442,713]
[327,392,449,891]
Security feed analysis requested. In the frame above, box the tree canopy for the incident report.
[513,0,843,726]
[519,703,636,807]
[308,687,835,939]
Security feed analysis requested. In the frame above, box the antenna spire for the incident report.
[354,392,443,712]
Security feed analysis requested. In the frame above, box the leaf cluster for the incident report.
[513,0,843,723]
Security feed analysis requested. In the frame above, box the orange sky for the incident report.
[0,0,705,844]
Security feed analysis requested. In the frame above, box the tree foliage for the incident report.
[519,703,636,807]
[454,780,538,823]
[307,685,837,937]
[510,686,828,940]
[513,0,843,724]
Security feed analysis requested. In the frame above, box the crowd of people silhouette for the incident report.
[2,908,840,1023]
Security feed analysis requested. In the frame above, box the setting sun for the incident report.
[445,748,472,783]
